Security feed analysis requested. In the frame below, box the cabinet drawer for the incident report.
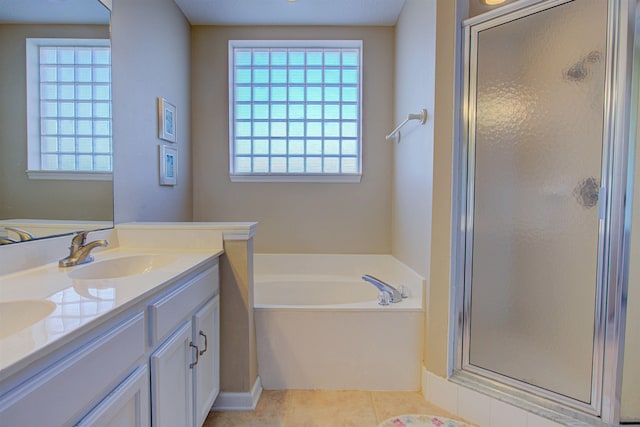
[0,313,145,426]
[149,261,219,346]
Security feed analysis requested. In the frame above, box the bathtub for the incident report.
[254,254,425,390]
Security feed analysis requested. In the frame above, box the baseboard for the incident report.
[212,376,263,411]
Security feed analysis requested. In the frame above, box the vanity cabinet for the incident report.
[149,265,221,427]
[0,257,220,427]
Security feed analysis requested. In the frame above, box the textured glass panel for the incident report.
[342,87,357,102]
[253,68,269,84]
[58,48,74,64]
[289,104,304,120]
[59,102,74,117]
[254,87,269,101]
[289,87,305,102]
[306,157,322,173]
[307,69,322,84]
[271,157,287,173]
[253,104,269,119]
[341,157,357,173]
[42,101,58,117]
[272,121,286,137]
[253,122,269,137]
[93,85,110,101]
[324,139,339,155]
[307,140,322,155]
[468,0,606,403]
[253,51,269,66]
[324,51,340,66]
[236,122,251,137]
[236,69,251,84]
[76,66,92,82]
[271,140,286,155]
[41,84,57,100]
[42,119,57,134]
[42,154,58,169]
[78,155,93,170]
[60,154,75,170]
[308,122,322,137]
[307,51,323,66]
[271,86,286,102]
[42,137,58,152]
[307,87,322,102]
[324,69,340,84]
[324,157,339,173]
[94,120,110,136]
[236,50,252,66]
[307,105,322,119]
[236,87,251,102]
[93,48,110,65]
[94,67,110,83]
[342,122,357,138]
[59,120,75,135]
[77,120,92,135]
[59,66,74,82]
[254,140,269,155]
[76,48,92,64]
[235,156,252,173]
[40,47,57,64]
[288,157,304,173]
[325,105,339,120]
[341,139,357,155]
[324,122,340,138]
[271,68,287,84]
[78,138,92,153]
[94,155,111,171]
[237,104,251,119]
[60,137,75,152]
[342,104,357,120]
[235,139,252,155]
[342,50,358,66]
[271,51,287,66]
[289,68,305,84]
[95,138,110,153]
[289,51,305,66]
[342,69,358,84]
[271,105,286,119]
[289,140,304,155]
[325,87,340,102]
[253,157,269,173]
[94,102,109,118]
[41,66,57,82]
[76,85,92,100]
[289,122,304,137]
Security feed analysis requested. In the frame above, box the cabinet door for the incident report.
[76,366,150,427]
[193,295,220,427]
[150,321,195,427]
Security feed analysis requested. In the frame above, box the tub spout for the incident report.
[362,274,403,303]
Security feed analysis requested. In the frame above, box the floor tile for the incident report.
[285,390,378,427]
[371,391,458,423]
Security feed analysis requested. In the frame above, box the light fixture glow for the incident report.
[481,0,507,5]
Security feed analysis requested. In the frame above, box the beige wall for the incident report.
[0,24,112,221]
[427,0,459,377]
[191,26,394,254]
[111,0,192,224]
[392,1,437,281]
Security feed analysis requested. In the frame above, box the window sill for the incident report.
[26,170,112,181]
[230,174,362,183]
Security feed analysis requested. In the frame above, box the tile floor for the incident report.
[204,390,472,427]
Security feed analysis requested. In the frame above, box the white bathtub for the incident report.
[254,254,425,390]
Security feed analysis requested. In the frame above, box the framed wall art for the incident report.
[159,144,177,186]
[158,97,177,142]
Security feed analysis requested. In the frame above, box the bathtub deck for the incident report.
[204,390,473,426]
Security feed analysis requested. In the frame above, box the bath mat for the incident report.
[378,414,472,427]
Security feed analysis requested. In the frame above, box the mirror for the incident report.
[0,0,113,245]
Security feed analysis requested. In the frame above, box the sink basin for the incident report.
[68,254,178,281]
[0,300,56,339]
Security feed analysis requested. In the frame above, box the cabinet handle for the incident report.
[199,331,208,356]
[189,342,199,369]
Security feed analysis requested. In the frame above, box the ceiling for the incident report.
[0,0,109,24]
[174,0,407,26]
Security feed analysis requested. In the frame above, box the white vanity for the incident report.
[0,224,235,427]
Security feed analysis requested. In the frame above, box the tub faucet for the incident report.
[59,230,109,267]
[362,274,403,304]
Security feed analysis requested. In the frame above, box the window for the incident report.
[229,40,362,182]
[26,38,112,181]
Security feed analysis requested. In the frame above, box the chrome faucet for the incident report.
[59,230,109,267]
[5,227,35,241]
[362,274,404,304]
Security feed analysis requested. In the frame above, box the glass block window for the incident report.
[229,40,362,182]
[26,39,112,178]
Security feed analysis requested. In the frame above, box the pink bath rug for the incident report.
[378,414,473,427]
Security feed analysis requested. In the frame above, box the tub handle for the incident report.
[199,331,208,356]
[189,342,199,368]
[378,291,392,306]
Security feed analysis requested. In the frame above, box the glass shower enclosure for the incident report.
[455,0,638,423]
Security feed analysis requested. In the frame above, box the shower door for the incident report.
[463,0,608,412]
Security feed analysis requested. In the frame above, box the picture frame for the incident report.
[159,145,177,186]
[158,97,177,142]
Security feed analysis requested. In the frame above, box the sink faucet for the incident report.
[59,230,109,268]
[362,274,403,304]
[5,227,35,241]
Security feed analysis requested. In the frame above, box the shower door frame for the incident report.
[450,0,637,423]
